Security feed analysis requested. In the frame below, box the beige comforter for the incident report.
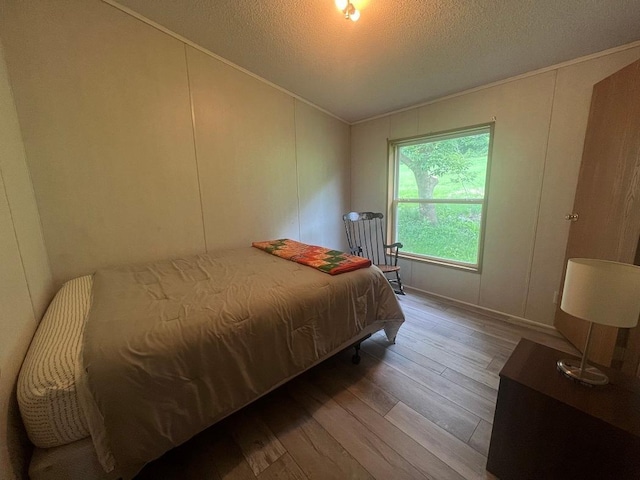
[81,247,404,478]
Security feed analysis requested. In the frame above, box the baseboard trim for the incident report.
[403,285,563,338]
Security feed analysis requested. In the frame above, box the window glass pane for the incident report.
[397,132,490,200]
[397,163,418,198]
[396,202,482,265]
[392,126,492,269]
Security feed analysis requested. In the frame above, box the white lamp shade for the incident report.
[561,258,640,328]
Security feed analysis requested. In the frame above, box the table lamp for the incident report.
[557,258,640,386]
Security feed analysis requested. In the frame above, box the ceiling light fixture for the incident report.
[335,0,360,22]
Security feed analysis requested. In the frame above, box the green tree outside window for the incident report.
[391,126,492,269]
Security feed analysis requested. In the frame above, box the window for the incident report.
[389,124,493,271]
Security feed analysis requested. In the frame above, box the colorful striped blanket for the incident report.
[252,239,371,275]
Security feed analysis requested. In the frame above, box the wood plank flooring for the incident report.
[136,290,577,480]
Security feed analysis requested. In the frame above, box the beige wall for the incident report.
[187,46,300,250]
[351,45,640,326]
[3,0,638,475]
[0,1,349,474]
[0,0,350,287]
[295,100,351,248]
[0,38,53,479]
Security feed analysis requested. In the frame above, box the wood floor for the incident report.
[136,290,577,480]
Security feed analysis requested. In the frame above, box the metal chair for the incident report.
[342,211,404,295]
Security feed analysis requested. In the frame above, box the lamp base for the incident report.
[557,358,609,386]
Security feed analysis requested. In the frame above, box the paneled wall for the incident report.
[351,46,640,326]
[0,0,350,287]
[0,39,53,480]
[295,101,350,247]
[187,46,299,250]
[3,0,638,475]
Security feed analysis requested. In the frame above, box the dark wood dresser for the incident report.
[487,338,640,479]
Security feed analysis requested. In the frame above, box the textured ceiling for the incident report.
[113,0,640,123]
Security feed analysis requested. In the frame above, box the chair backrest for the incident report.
[342,211,389,266]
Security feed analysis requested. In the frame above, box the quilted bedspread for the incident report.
[252,238,371,275]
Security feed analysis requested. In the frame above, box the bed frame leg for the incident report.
[349,333,371,365]
[352,343,362,364]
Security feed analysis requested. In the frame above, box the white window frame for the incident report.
[388,123,494,272]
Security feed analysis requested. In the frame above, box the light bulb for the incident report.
[335,0,348,11]
[350,8,360,21]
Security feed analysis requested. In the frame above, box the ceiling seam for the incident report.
[99,1,639,126]
[353,40,640,126]
[100,0,350,125]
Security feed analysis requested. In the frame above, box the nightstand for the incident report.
[487,338,640,479]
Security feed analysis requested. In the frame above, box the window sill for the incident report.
[398,253,481,274]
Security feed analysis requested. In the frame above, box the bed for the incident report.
[18,245,404,479]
